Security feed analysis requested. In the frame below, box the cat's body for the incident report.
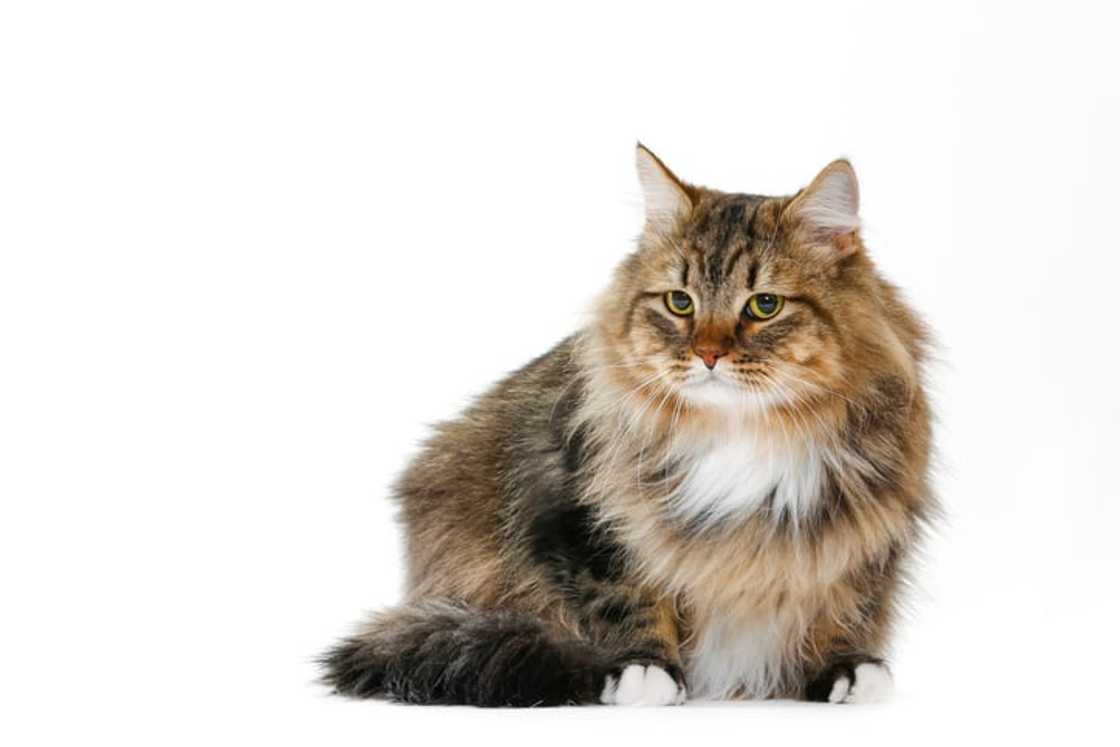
[322,147,935,706]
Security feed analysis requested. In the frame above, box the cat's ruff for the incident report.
[666,425,827,528]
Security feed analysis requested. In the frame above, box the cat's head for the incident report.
[589,145,911,421]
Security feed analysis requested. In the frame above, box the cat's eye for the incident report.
[665,290,695,316]
[745,293,784,320]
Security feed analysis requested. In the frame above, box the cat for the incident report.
[321,145,936,706]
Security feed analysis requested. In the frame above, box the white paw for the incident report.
[832,662,893,704]
[600,664,686,706]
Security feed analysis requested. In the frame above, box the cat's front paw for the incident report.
[806,658,893,704]
[600,663,687,706]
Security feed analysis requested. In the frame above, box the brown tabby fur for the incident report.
[322,145,936,706]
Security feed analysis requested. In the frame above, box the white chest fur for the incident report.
[664,430,827,698]
[686,615,792,699]
[666,429,826,527]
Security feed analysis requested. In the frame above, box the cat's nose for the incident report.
[694,346,727,370]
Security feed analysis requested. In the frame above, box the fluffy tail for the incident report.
[320,600,610,706]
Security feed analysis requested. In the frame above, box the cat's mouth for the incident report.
[685,369,738,387]
[678,370,750,405]
[675,368,784,411]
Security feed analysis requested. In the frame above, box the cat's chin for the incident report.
[677,374,779,413]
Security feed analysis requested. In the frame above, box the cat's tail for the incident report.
[319,599,611,707]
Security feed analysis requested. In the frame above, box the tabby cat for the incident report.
[321,145,935,706]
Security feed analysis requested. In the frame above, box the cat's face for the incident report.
[595,147,876,417]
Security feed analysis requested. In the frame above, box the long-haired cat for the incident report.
[321,145,935,706]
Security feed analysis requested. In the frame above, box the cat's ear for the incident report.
[785,159,861,257]
[636,143,692,230]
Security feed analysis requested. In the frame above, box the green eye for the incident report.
[745,293,784,320]
[665,290,694,316]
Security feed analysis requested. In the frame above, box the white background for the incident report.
[2,1,1118,744]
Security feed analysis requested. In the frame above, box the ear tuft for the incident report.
[787,160,860,252]
[635,144,691,230]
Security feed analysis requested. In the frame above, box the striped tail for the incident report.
[320,600,611,707]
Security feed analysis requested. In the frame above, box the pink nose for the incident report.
[694,347,726,370]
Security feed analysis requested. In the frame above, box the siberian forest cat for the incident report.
[321,145,936,707]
